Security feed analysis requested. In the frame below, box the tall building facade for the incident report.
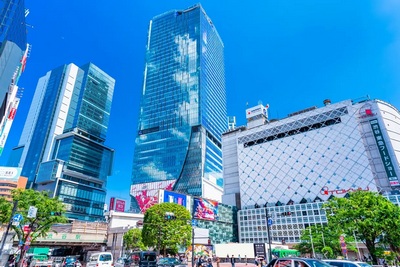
[10,63,115,221]
[130,4,227,212]
[222,98,400,243]
[0,0,31,154]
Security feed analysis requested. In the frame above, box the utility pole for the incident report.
[0,201,18,259]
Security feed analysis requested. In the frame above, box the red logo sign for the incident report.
[115,199,126,212]
[321,186,370,195]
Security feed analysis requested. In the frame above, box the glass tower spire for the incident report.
[130,4,227,212]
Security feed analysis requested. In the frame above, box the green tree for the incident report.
[0,189,68,266]
[123,228,147,252]
[376,203,400,261]
[0,197,12,223]
[323,191,397,264]
[142,203,191,255]
[294,224,354,258]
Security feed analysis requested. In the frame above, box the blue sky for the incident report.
[1,0,400,207]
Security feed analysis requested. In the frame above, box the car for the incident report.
[63,256,79,267]
[53,258,63,267]
[323,259,373,267]
[86,252,113,267]
[115,257,130,267]
[267,257,332,267]
[157,258,186,267]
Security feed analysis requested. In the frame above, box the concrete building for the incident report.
[0,166,26,200]
[222,98,400,243]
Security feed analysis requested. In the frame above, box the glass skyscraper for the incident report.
[11,63,115,221]
[0,0,30,153]
[130,4,227,212]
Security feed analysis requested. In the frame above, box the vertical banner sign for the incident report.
[340,235,347,256]
[253,243,266,258]
[370,119,399,186]
[109,197,115,211]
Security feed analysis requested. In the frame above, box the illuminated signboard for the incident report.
[158,189,191,212]
[193,197,218,221]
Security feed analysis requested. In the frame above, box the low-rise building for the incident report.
[222,98,400,243]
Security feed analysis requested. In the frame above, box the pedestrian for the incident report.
[227,255,230,263]
[216,257,220,267]
[231,255,235,267]
[245,255,247,266]
[207,258,213,267]
[238,255,241,263]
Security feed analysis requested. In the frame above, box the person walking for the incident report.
[227,255,230,263]
[231,255,235,267]
[245,255,247,266]
[238,255,241,263]
[216,257,220,267]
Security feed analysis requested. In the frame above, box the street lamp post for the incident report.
[353,230,362,260]
[264,204,273,262]
[309,226,316,258]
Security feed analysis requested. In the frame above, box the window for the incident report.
[276,260,292,267]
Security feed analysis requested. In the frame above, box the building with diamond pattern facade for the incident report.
[222,98,400,243]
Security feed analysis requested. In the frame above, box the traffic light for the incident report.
[281,211,291,216]
[50,211,62,216]
[164,212,176,220]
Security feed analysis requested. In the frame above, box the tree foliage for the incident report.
[0,197,12,223]
[142,203,191,255]
[294,223,355,259]
[323,191,400,264]
[0,189,68,264]
[123,228,147,251]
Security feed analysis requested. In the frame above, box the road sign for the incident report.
[191,219,198,227]
[13,213,23,222]
[23,245,30,251]
[27,206,37,218]
[267,218,273,226]
[23,225,30,233]
[12,221,20,226]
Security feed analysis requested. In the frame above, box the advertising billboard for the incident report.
[193,197,218,221]
[158,189,191,212]
[109,197,126,212]
[115,199,126,212]
[130,180,175,213]
[0,167,22,182]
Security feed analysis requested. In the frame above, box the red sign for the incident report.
[115,199,126,212]
[109,197,115,211]
[321,186,370,195]
[23,225,30,233]
[8,108,16,120]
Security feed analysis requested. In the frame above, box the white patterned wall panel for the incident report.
[237,104,377,208]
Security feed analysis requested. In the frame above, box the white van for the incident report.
[87,252,113,267]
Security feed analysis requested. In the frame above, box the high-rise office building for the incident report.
[130,4,227,212]
[10,63,115,221]
[0,0,31,154]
